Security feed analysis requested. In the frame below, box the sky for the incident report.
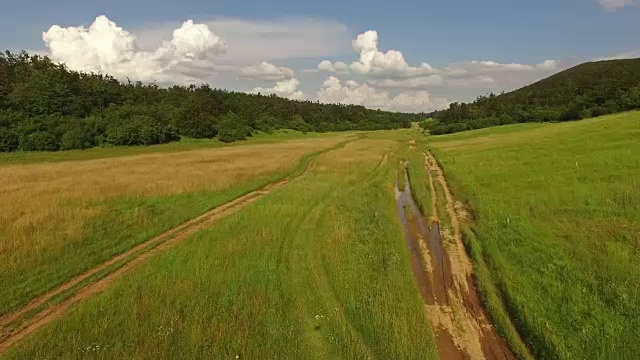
[2,0,639,113]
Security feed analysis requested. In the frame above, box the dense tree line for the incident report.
[422,58,640,135]
[0,51,422,152]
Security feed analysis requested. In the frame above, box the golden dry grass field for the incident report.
[0,135,351,316]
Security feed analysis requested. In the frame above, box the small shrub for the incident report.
[0,128,19,152]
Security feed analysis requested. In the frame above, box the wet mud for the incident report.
[395,169,451,307]
[395,158,515,360]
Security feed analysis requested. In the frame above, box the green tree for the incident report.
[19,131,59,151]
[218,112,252,143]
[60,127,95,150]
[0,51,416,152]
[0,128,18,152]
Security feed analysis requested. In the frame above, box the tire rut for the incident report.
[0,136,365,354]
[0,166,312,354]
[423,151,516,360]
[395,151,516,360]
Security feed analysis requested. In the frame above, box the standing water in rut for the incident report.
[394,167,451,306]
[394,160,516,360]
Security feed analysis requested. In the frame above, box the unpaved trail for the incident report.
[395,153,515,360]
[0,176,295,354]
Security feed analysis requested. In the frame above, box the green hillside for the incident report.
[426,58,640,134]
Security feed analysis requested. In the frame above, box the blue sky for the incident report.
[2,0,639,112]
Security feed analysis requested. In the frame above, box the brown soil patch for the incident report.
[423,151,515,360]
[0,176,295,354]
[395,153,515,360]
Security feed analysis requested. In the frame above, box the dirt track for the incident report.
[0,177,293,354]
[395,153,516,360]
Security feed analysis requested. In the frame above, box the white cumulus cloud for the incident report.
[317,76,448,112]
[443,75,497,89]
[598,0,635,11]
[318,60,349,73]
[597,49,640,60]
[253,78,304,100]
[134,18,350,63]
[438,59,569,91]
[43,15,227,83]
[318,30,435,78]
[239,61,295,80]
[454,60,558,73]
[369,75,443,89]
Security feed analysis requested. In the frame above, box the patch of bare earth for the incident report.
[422,152,515,360]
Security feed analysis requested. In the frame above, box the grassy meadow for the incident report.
[429,111,640,359]
[4,136,440,359]
[3,111,638,359]
[0,134,351,316]
[0,130,345,166]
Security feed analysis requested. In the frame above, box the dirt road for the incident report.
[395,153,516,360]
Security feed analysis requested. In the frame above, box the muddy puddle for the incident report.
[395,169,451,307]
[395,161,515,360]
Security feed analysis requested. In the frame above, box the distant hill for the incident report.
[425,58,640,134]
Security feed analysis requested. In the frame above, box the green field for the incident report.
[2,112,639,359]
[429,111,640,359]
[0,135,351,317]
[3,137,440,359]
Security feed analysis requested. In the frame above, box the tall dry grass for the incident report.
[0,137,345,313]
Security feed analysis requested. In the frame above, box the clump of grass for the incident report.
[406,152,432,220]
[397,161,407,190]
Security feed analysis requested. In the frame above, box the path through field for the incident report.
[394,153,515,360]
[0,173,302,354]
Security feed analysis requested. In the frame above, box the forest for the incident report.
[423,58,640,134]
[0,51,422,152]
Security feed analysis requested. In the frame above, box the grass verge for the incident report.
[429,111,640,359]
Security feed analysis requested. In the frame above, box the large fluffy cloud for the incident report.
[43,16,227,83]
[316,29,567,97]
[40,17,634,113]
[318,30,435,78]
[598,0,635,11]
[41,15,347,87]
[253,78,304,100]
[317,76,449,112]
[134,18,350,63]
